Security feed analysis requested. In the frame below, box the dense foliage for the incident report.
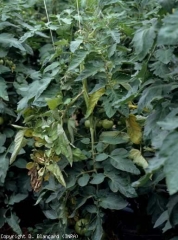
[1,0,178,239]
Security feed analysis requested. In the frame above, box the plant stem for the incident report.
[80,64,96,164]
[89,116,95,161]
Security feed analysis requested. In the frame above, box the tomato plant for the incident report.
[1,0,178,238]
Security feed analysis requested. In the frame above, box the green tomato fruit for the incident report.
[75,219,89,236]
[117,121,122,125]
[96,120,102,127]
[0,117,4,125]
[5,60,10,65]
[9,61,13,66]
[102,119,113,129]
[98,108,105,113]
[84,120,90,128]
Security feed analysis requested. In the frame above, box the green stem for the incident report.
[61,89,84,124]
[77,169,97,178]
[89,116,95,161]
[80,65,95,163]
[83,79,89,108]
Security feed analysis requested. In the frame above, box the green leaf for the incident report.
[108,29,120,43]
[0,208,6,228]
[170,237,178,240]
[160,132,178,157]
[68,50,89,71]
[0,47,8,57]
[0,134,6,148]
[78,174,90,187]
[154,210,168,228]
[162,220,172,233]
[0,154,9,184]
[0,33,26,51]
[0,21,18,30]
[81,138,90,144]
[20,31,49,43]
[73,148,87,161]
[160,132,178,195]
[55,123,73,165]
[113,83,138,107]
[110,148,140,175]
[168,195,178,227]
[165,157,178,194]
[99,193,127,210]
[90,82,106,94]
[86,205,97,214]
[61,17,72,24]
[46,95,63,110]
[43,210,58,219]
[132,25,156,60]
[4,128,14,138]
[120,22,134,36]
[144,105,169,144]
[107,172,137,197]
[100,131,129,145]
[67,118,76,144]
[95,153,108,162]
[47,163,66,187]
[103,98,116,118]
[158,0,175,13]
[19,31,34,42]
[90,173,105,184]
[0,77,9,101]
[44,62,59,73]
[75,62,105,81]
[158,10,178,45]
[93,217,103,240]
[132,173,152,188]
[33,83,60,107]
[133,61,148,82]
[23,43,34,55]
[155,49,173,64]
[157,117,178,131]
[149,61,169,78]
[6,213,22,234]
[108,43,117,57]
[85,87,105,119]
[0,65,10,74]
[146,156,166,175]
[70,37,83,53]
[101,0,120,7]
[138,82,171,111]
[0,134,6,154]
[12,158,27,168]
[10,130,25,165]
[17,76,53,111]
[69,195,93,218]
[8,193,28,205]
